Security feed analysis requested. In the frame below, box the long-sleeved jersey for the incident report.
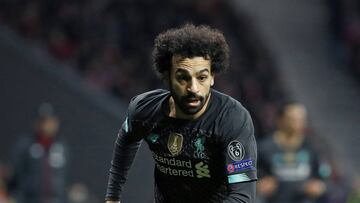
[105,89,257,203]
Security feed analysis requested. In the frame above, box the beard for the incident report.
[170,86,210,115]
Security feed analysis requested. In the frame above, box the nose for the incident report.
[187,78,200,94]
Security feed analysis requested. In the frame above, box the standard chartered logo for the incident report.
[195,162,211,178]
[153,153,211,179]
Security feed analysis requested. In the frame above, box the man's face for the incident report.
[169,55,214,115]
[37,117,60,137]
[279,105,307,135]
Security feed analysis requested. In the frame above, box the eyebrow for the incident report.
[175,68,210,74]
[198,69,210,74]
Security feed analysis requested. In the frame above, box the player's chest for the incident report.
[269,149,313,181]
[145,125,222,179]
[144,126,216,161]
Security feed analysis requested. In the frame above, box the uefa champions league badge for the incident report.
[227,140,245,161]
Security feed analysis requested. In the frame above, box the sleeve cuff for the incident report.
[227,170,257,184]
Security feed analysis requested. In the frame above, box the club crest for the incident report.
[227,140,245,161]
[167,133,183,156]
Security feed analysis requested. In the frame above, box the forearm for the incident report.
[222,181,256,203]
[105,131,142,201]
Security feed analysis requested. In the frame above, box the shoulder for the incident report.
[301,137,319,155]
[212,89,251,126]
[15,134,33,148]
[12,134,34,157]
[212,90,253,140]
[128,89,169,120]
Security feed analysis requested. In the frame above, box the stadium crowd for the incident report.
[0,0,288,138]
[0,0,357,202]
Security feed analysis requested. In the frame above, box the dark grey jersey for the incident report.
[106,89,257,203]
[258,136,322,203]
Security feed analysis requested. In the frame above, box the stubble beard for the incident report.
[169,86,209,115]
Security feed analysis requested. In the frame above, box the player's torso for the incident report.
[145,119,223,180]
[130,90,229,202]
[143,117,227,203]
[261,137,318,203]
[263,139,315,182]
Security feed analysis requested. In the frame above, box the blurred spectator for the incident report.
[67,182,98,203]
[7,103,67,203]
[67,183,88,203]
[257,102,328,203]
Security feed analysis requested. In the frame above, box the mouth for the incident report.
[185,98,201,107]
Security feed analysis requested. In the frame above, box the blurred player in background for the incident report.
[257,102,327,203]
[7,103,67,203]
[105,24,258,203]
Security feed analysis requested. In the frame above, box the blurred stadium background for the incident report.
[0,0,359,202]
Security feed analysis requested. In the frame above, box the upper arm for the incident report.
[218,106,257,185]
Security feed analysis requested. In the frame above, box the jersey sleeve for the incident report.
[105,98,143,201]
[218,105,257,185]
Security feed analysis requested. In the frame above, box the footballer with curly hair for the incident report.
[105,24,257,203]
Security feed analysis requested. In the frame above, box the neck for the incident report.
[169,93,211,120]
[36,133,54,150]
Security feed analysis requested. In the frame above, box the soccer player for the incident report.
[105,24,257,203]
[8,103,67,203]
[257,102,327,203]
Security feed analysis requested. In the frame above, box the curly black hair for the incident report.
[152,23,230,79]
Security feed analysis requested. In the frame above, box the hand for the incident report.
[303,179,326,198]
[257,176,278,197]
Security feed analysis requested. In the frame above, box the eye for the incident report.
[177,76,185,81]
[197,75,208,82]
[176,75,189,82]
